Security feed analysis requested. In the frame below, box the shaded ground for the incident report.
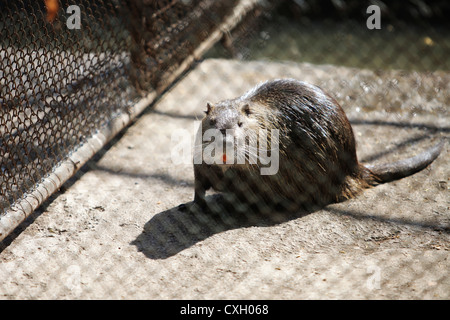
[0,59,448,299]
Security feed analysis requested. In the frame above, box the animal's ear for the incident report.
[242,103,251,116]
[205,102,214,115]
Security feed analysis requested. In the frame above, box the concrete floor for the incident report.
[0,59,448,299]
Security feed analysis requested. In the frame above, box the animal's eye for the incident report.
[242,104,251,116]
[209,119,216,126]
[238,122,243,127]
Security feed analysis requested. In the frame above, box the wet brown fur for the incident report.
[194,79,443,211]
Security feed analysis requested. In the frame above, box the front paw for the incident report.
[178,200,208,213]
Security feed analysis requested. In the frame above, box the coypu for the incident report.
[193,79,444,211]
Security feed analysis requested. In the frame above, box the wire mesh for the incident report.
[0,0,266,237]
[0,0,132,217]
[0,0,449,300]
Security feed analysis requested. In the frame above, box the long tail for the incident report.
[362,139,445,185]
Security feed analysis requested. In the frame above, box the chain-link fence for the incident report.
[0,0,449,299]
[0,0,273,240]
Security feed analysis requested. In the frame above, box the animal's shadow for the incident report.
[131,132,447,260]
[131,194,312,259]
